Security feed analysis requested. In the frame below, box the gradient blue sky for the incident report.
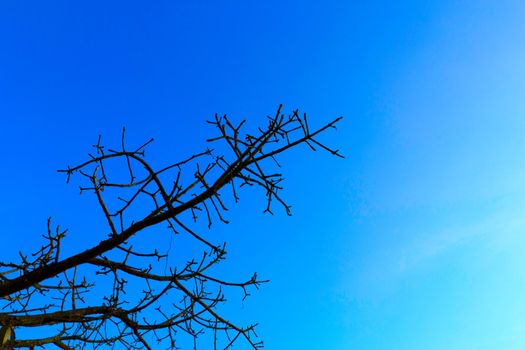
[2,1,525,349]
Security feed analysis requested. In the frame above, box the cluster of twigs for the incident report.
[0,105,342,349]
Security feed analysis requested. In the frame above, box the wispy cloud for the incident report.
[337,194,525,301]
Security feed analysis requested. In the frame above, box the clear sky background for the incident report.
[1,1,525,349]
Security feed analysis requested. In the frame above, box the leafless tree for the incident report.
[0,105,342,349]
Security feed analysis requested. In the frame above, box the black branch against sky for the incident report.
[0,105,342,349]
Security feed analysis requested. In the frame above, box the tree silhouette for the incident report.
[0,105,342,349]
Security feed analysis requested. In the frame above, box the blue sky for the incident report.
[2,1,525,349]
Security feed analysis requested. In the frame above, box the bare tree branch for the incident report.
[0,105,342,349]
